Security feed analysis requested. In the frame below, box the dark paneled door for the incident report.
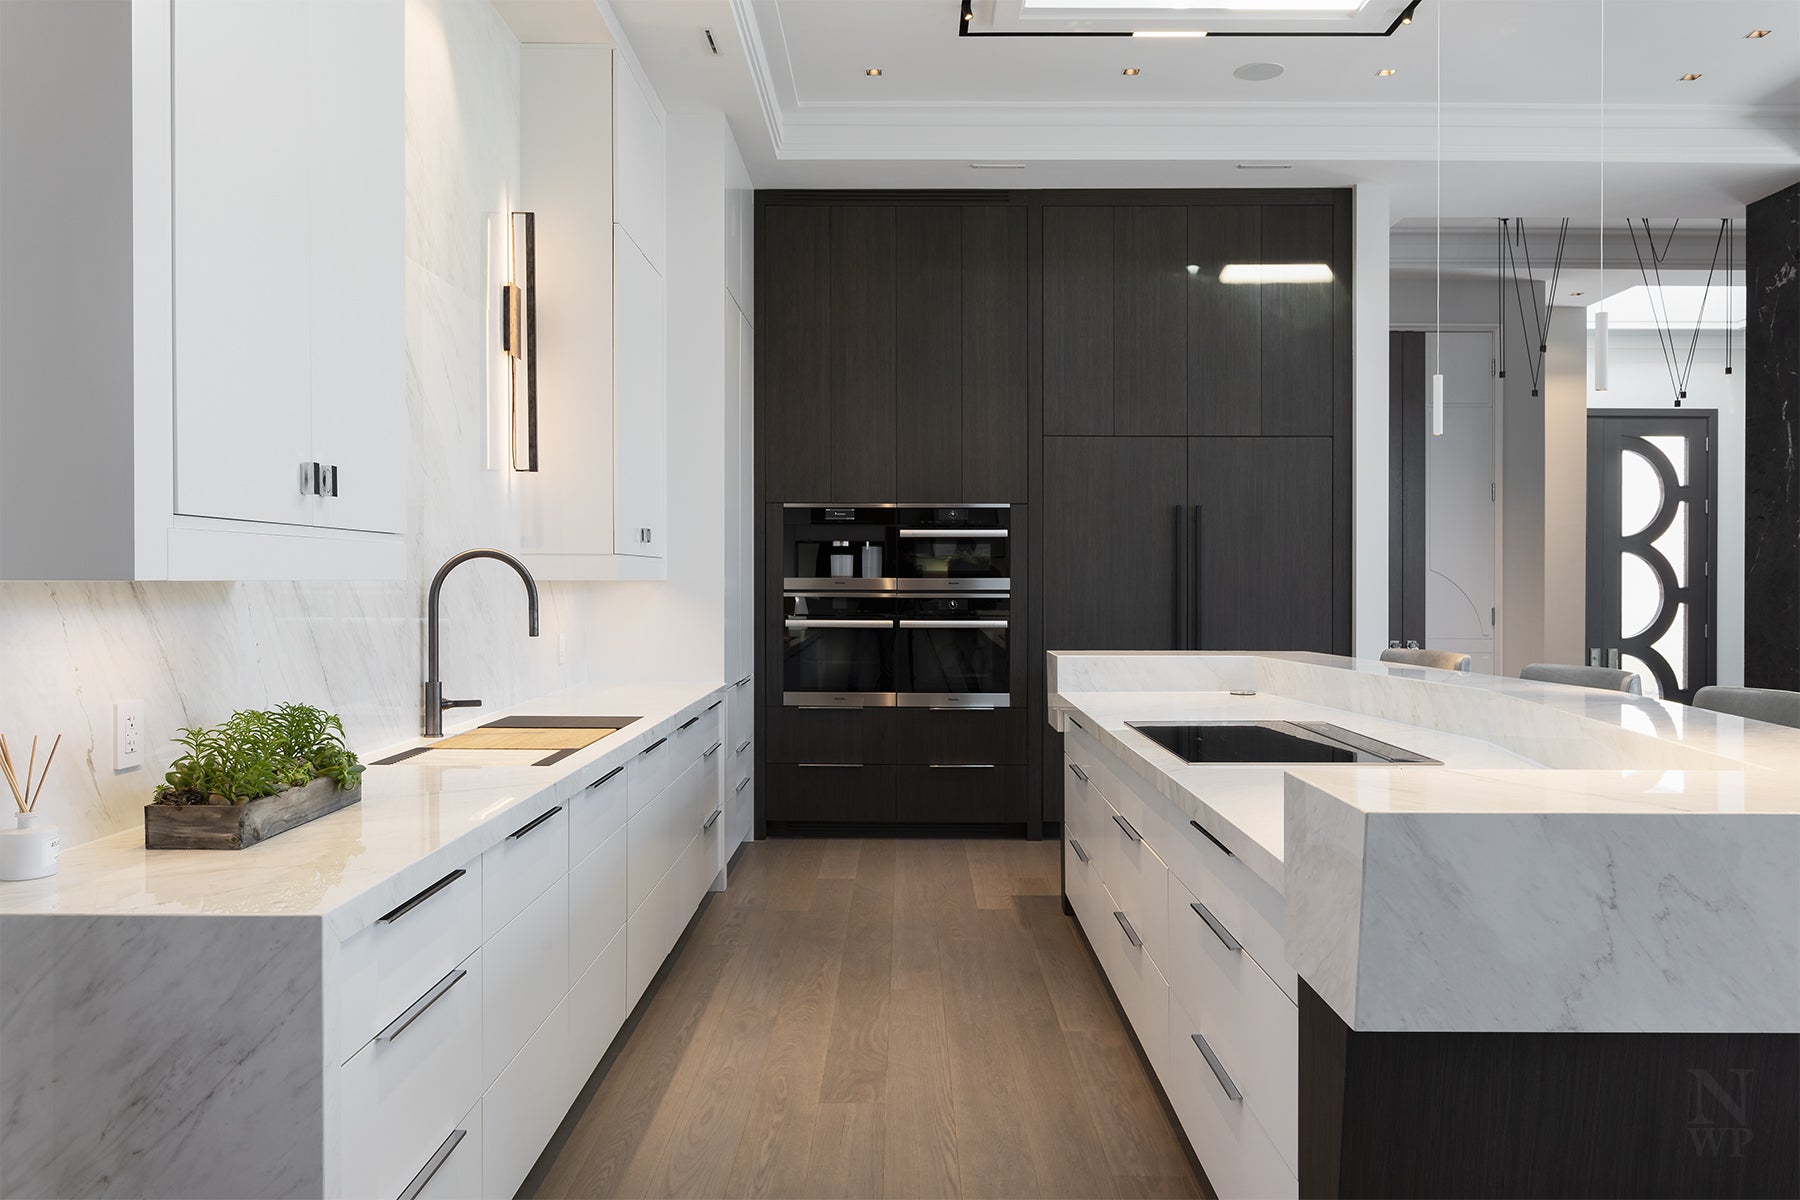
[758,206,833,500]
[1586,411,1717,702]
[894,206,962,501]
[961,206,1028,501]
[829,206,896,500]
[1042,436,1188,652]
[1188,205,1262,436]
[1189,437,1336,652]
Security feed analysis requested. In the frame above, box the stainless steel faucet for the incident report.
[423,548,541,737]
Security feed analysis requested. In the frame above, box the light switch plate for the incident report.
[114,700,144,771]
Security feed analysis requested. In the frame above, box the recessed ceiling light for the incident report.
[1133,30,1208,38]
[1747,28,1773,37]
[1376,68,1396,76]
[866,67,882,76]
[1122,67,1142,75]
[1233,62,1285,81]
[1679,72,1702,81]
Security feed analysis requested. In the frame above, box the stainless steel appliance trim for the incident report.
[897,528,1009,538]
[784,619,894,629]
[798,762,863,768]
[928,763,996,769]
[931,704,995,711]
[376,967,467,1044]
[782,502,901,509]
[786,692,897,708]
[784,577,899,592]
[398,1128,468,1200]
[893,692,1011,709]
[896,502,1014,509]
[1190,899,1243,953]
[897,619,1008,629]
[895,577,1011,592]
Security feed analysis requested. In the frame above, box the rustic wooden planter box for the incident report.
[144,776,362,850]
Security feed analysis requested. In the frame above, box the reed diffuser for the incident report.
[0,734,62,881]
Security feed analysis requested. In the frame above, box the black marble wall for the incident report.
[1745,183,1800,690]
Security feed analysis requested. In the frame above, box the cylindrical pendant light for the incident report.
[1431,0,1444,436]
[1432,372,1445,435]
[1593,310,1611,391]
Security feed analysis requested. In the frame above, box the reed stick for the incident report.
[24,737,36,812]
[29,735,61,813]
[0,736,23,814]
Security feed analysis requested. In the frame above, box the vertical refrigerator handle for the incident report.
[1173,504,1188,650]
[1191,505,1203,651]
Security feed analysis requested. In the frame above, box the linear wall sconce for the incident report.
[503,211,537,472]
[1218,263,1334,284]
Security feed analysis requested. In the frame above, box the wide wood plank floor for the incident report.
[526,838,1202,1200]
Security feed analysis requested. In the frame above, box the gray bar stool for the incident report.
[1520,663,1642,695]
[1380,647,1473,673]
[1692,685,1800,730]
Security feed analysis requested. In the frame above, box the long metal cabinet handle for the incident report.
[589,765,624,789]
[785,619,893,629]
[703,809,722,831]
[798,762,861,768]
[1189,899,1242,952]
[736,739,752,753]
[1113,910,1144,948]
[929,763,995,769]
[1068,762,1089,782]
[1192,504,1203,651]
[1191,1032,1243,1101]
[679,716,701,731]
[1069,837,1090,864]
[1111,812,1142,842]
[703,741,723,758]
[1173,504,1186,651]
[376,968,467,1043]
[398,1128,468,1200]
[735,777,751,793]
[896,620,1008,629]
[1190,818,1235,857]
[639,737,666,756]
[378,868,466,925]
[508,806,562,840]
[897,528,1008,538]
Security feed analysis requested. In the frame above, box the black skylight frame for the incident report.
[957,0,1421,38]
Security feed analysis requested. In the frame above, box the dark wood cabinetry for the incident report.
[757,188,1352,837]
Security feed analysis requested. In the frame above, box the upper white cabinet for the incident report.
[518,45,669,579]
[0,0,406,580]
[613,56,666,276]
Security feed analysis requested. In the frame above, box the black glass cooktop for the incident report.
[1125,721,1439,765]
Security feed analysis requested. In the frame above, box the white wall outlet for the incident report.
[114,700,145,771]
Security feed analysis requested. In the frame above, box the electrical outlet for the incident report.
[114,700,145,771]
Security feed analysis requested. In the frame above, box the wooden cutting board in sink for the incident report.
[431,727,618,752]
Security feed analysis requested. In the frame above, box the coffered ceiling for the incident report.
[610,0,1800,217]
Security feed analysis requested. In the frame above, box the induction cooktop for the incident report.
[1125,721,1440,765]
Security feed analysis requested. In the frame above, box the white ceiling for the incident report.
[609,0,1800,218]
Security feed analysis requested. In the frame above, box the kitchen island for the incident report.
[0,679,755,1200]
[1047,651,1799,1199]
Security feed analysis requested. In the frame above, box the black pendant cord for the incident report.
[1497,219,1507,379]
[1503,232,1543,396]
[1628,218,1687,405]
[1726,218,1734,376]
[1499,218,1567,398]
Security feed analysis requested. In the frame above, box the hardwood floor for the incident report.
[525,838,1203,1200]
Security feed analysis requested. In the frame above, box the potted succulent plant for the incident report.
[144,703,366,850]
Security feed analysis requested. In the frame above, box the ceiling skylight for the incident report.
[967,0,1410,37]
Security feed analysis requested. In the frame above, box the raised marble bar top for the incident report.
[1046,651,1800,1035]
[0,681,723,939]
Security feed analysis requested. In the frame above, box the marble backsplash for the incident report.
[0,0,593,851]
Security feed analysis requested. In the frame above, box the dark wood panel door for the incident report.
[758,205,833,500]
[1042,207,1113,436]
[1112,206,1187,436]
[764,764,897,823]
[1188,205,1261,435]
[829,206,897,500]
[961,206,1028,501]
[1043,436,1188,652]
[1189,436,1335,652]
[893,766,1024,824]
[1259,204,1337,436]
[895,206,962,501]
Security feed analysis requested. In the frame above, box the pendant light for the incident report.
[1431,0,1444,435]
[1594,0,1611,391]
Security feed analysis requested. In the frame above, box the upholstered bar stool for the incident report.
[1692,684,1800,730]
[1380,647,1473,673]
[1520,663,1642,694]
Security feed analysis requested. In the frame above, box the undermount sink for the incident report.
[373,716,642,767]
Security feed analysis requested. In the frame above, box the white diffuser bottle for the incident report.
[0,811,59,881]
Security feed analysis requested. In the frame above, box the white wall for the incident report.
[1543,307,1588,668]
[0,0,597,849]
[1587,329,1746,686]
[1351,184,1391,659]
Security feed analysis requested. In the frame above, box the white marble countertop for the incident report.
[0,681,726,938]
[1047,652,1800,1033]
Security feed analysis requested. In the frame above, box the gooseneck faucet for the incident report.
[423,548,541,737]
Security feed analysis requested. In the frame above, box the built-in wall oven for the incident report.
[781,504,1012,708]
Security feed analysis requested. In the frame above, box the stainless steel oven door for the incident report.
[782,594,896,707]
[894,596,1010,708]
[894,505,1011,592]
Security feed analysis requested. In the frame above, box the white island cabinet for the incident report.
[0,683,739,1200]
[0,0,405,580]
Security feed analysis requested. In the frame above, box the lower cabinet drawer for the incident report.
[627,831,699,1007]
[341,949,483,1200]
[1064,827,1102,918]
[893,764,1023,823]
[569,926,627,1086]
[764,764,897,823]
[727,771,753,847]
[1166,874,1298,1174]
[402,1100,482,1200]
[672,702,723,770]
[569,759,629,865]
[1100,796,1169,961]
[629,729,678,818]
[483,801,568,940]
[892,707,1025,765]
[1152,802,1295,1000]
[1092,880,1171,1082]
[765,705,892,765]
[1165,988,1296,1200]
[629,759,699,915]
[1062,755,1102,854]
[338,857,482,1062]
[483,875,570,1090]
[483,995,573,1200]
[570,824,628,980]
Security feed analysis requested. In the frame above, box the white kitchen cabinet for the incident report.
[517,45,667,579]
[482,876,570,1091]
[408,1102,483,1200]
[0,0,406,580]
[483,995,574,1200]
